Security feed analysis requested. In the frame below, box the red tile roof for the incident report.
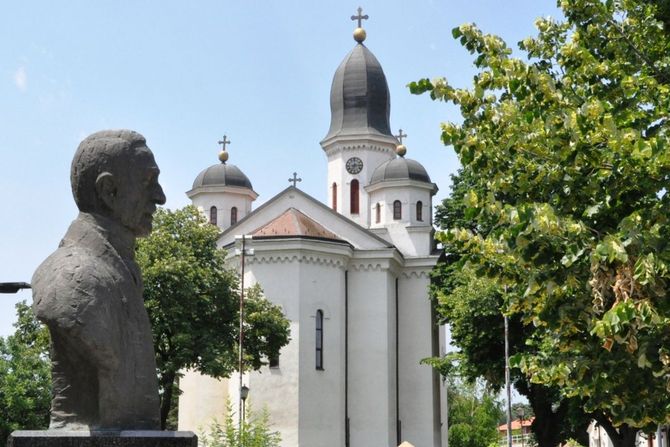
[498,417,534,431]
[251,208,342,241]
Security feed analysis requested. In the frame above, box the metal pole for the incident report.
[505,314,512,447]
[238,235,246,437]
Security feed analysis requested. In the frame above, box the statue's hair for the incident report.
[70,130,147,212]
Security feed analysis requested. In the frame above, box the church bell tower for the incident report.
[320,9,397,228]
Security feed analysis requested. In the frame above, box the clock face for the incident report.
[346,157,364,174]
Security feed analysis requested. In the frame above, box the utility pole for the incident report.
[235,235,254,436]
[505,313,512,447]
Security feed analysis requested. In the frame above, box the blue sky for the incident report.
[0,1,562,336]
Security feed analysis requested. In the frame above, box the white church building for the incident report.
[178,15,445,447]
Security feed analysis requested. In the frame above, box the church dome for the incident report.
[192,162,253,190]
[322,43,393,142]
[369,157,432,185]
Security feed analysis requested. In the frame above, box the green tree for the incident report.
[200,402,281,447]
[446,379,503,447]
[136,206,291,429]
[411,0,670,444]
[427,170,590,447]
[0,302,51,444]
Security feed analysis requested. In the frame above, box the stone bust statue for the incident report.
[32,130,165,430]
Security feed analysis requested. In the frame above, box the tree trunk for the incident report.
[159,370,176,430]
[593,413,638,447]
[521,382,590,447]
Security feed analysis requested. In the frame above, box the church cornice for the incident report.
[186,185,259,200]
[399,269,432,279]
[246,254,346,269]
[323,141,396,158]
[225,237,353,270]
[365,179,438,195]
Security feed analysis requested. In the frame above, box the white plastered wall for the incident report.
[398,268,441,447]
[347,263,397,447]
[324,140,395,228]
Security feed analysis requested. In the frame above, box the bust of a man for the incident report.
[32,130,165,430]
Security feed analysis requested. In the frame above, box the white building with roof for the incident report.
[178,15,445,447]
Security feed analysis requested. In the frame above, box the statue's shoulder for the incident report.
[32,241,116,326]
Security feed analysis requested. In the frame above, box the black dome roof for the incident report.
[369,157,431,185]
[192,163,253,190]
[323,43,393,141]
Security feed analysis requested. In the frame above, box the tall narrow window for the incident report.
[210,206,217,225]
[375,203,381,223]
[316,310,324,370]
[332,183,338,211]
[230,207,238,225]
[416,201,423,221]
[350,180,359,214]
[393,200,402,220]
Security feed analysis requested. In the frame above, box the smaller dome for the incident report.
[192,163,253,190]
[369,157,431,185]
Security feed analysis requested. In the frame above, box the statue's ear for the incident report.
[95,172,117,212]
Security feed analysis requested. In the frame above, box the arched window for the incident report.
[375,203,381,223]
[332,183,337,211]
[230,207,238,225]
[350,180,359,214]
[316,310,324,370]
[416,201,423,222]
[393,200,402,220]
[210,206,217,225]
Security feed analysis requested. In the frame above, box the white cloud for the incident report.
[13,66,27,92]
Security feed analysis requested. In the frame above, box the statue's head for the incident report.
[71,130,166,237]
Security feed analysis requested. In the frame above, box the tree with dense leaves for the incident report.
[445,378,504,447]
[427,170,590,447]
[411,0,670,445]
[0,302,50,444]
[136,206,290,429]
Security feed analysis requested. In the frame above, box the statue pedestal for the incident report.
[7,431,197,447]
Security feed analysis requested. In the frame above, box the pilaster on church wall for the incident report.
[397,269,441,447]
[346,265,397,447]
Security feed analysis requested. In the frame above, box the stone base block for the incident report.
[7,431,197,447]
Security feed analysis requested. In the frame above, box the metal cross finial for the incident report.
[288,172,302,187]
[351,6,369,28]
[395,129,408,144]
[218,135,231,151]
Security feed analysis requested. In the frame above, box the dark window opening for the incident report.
[332,183,338,212]
[375,203,381,223]
[416,201,423,221]
[269,353,279,368]
[350,180,359,214]
[393,200,402,220]
[231,207,238,225]
[210,206,217,225]
[316,309,324,370]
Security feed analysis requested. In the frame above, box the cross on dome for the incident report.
[218,135,231,151]
[351,7,369,43]
[351,6,368,28]
[217,135,231,164]
[395,129,407,144]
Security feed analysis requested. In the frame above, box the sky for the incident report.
[0,1,562,337]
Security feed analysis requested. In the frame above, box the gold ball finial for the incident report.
[395,144,407,157]
[353,27,366,43]
[218,150,229,163]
